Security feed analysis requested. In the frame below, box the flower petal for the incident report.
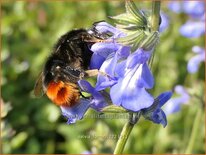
[139,63,154,89]
[90,52,106,69]
[126,48,151,69]
[110,78,154,111]
[164,98,182,115]
[192,46,204,54]
[78,80,108,111]
[117,46,131,58]
[156,91,173,108]
[125,63,154,89]
[115,60,127,78]
[94,21,124,38]
[121,88,154,112]
[60,99,90,124]
[168,1,182,13]
[152,108,167,127]
[179,21,205,38]
[163,87,189,115]
[187,54,205,73]
[174,85,190,102]
[91,42,120,57]
[183,1,205,18]
[95,52,118,91]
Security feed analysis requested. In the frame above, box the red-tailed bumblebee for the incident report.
[34,23,109,107]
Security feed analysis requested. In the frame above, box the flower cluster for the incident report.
[61,0,172,127]
[162,1,205,116]
[168,1,205,74]
[168,1,205,38]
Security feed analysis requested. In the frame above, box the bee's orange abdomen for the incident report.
[46,81,80,107]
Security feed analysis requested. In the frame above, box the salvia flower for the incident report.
[60,80,108,124]
[164,85,190,115]
[91,22,157,112]
[179,20,205,38]
[86,0,172,127]
[110,48,155,112]
[168,1,182,14]
[142,91,173,127]
[60,99,91,124]
[187,46,205,74]
[62,0,173,127]
[78,80,108,111]
[168,1,205,38]
[168,1,205,18]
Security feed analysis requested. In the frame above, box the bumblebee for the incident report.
[34,23,109,107]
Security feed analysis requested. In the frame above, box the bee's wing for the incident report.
[34,72,44,97]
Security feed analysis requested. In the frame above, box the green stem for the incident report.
[185,108,203,153]
[113,113,140,154]
[151,1,161,31]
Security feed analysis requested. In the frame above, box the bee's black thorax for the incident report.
[53,29,93,69]
[43,29,94,87]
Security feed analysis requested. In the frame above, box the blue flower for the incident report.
[168,1,205,18]
[168,1,205,38]
[110,48,154,112]
[168,1,182,14]
[187,46,205,73]
[164,85,190,115]
[90,42,121,69]
[90,22,160,112]
[179,20,205,38]
[142,91,173,127]
[95,46,130,91]
[78,80,108,111]
[60,99,91,124]
[182,1,205,18]
[89,22,126,70]
[86,17,172,126]
[60,80,108,124]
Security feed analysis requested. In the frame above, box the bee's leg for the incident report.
[84,69,109,78]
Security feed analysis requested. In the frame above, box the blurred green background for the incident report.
[1,1,205,154]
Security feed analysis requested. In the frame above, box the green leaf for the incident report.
[110,13,138,25]
[117,30,145,46]
[101,105,128,113]
[125,0,147,25]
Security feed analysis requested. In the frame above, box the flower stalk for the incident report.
[151,1,161,31]
[185,108,203,154]
[113,113,140,154]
